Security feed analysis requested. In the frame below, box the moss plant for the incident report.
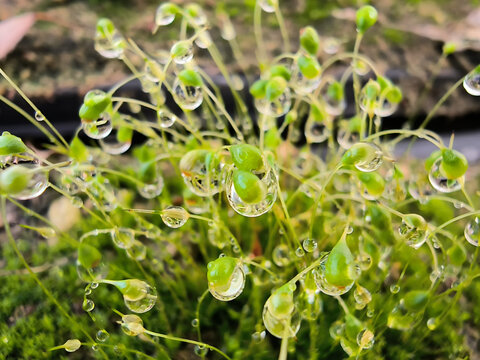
[1,2,480,359]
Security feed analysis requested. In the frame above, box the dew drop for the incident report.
[96,329,109,342]
[64,339,81,352]
[354,285,372,309]
[91,282,99,289]
[302,238,318,253]
[252,331,266,343]
[111,228,135,249]
[295,247,305,257]
[121,314,145,336]
[356,329,375,349]
[191,318,199,327]
[82,298,95,312]
[34,111,45,122]
[173,80,203,110]
[194,345,208,356]
[259,0,276,13]
[428,158,462,193]
[329,321,345,340]
[272,244,291,267]
[463,67,480,96]
[91,345,99,351]
[464,217,480,246]
[157,109,177,128]
[427,317,439,330]
[390,284,400,294]
[155,3,176,26]
[161,206,189,228]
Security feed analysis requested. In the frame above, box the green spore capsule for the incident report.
[0,165,32,195]
[229,144,264,172]
[178,69,203,87]
[207,256,245,301]
[79,90,111,122]
[300,26,320,55]
[268,284,295,319]
[297,54,321,79]
[440,148,468,179]
[232,170,266,204]
[357,171,385,198]
[250,79,268,99]
[120,314,145,336]
[342,142,383,172]
[63,339,82,352]
[325,236,355,287]
[266,76,288,101]
[269,65,291,81]
[356,5,378,34]
[105,279,157,313]
[96,18,115,37]
[0,132,27,156]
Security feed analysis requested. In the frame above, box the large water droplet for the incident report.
[96,329,109,342]
[194,345,209,356]
[82,298,95,312]
[111,228,135,249]
[272,244,291,267]
[155,4,176,26]
[254,89,291,118]
[121,314,145,336]
[161,206,189,228]
[465,217,480,246]
[64,339,81,352]
[173,80,203,110]
[94,30,126,59]
[313,254,355,296]
[428,158,462,193]
[208,263,246,301]
[356,329,375,349]
[259,0,276,12]
[82,113,113,140]
[354,285,372,310]
[463,67,480,96]
[34,111,45,122]
[157,109,177,128]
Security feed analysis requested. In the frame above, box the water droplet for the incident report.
[291,66,321,95]
[82,298,95,312]
[157,109,177,128]
[357,252,372,271]
[85,285,92,296]
[173,79,203,110]
[171,41,193,64]
[354,285,372,310]
[463,67,480,96]
[367,308,375,318]
[353,59,369,76]
[96,329,109,342]
[34,111,45,121]
[262,298,301,338]
[91,344,99,351]
[399,214,427,249]
[7,163,49,201]
[94,30,126,59]
[99,126,132,155]
[259,0,276,13]
[111,228,135,249]
[161,206,189,228]
[390,284,400,294]
[126,240,147,261]
[121,314,145,336]
[356,329,375,349]
[295,247,305,257]
[155,4,176,26]
[208,263,246,301]
[180,150,223,197]
[226,168,277,217]
[91,282,99,289]
[353,143,383,172]
[329,320,345,340]
[272,244,291,267]
[346,226,354,234]
[254,88,292,118]
[302,238,318,253]
[454,201,464,209]
[191,318,199,327]
[194,345,209,356]
[118,280,158,313]
[82,113,113,139]
[427,317,439,330]
[428,158,462,193]
[252,331,266,343]
[304,119,329,144]
[64,339,81,352]
[464,217,480,246]
[313,254,355,296]
[195,31,212,49]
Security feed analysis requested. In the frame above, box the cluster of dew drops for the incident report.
[3,0,480,357]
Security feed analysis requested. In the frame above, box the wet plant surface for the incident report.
[1,1,480,360]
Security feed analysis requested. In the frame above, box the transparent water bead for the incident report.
[399,214,428,249]
[291,68,321,95]
[299,293,322,320]
[76,259,108,283]
[173,79,203,110]
[337,128,361,150]
[356,329,375,349]
[171,41,194,65]
[82,113,112,139]
[463,67,480,96]
[252,331,266,343]
[121,314,145,336]
[226,168,278,217]
[99,127,132,155]
[259,0,276,13]
[161,206,189,228]
[374,94,398,118]
[262,302,300,339]
[94,30,126,59]
[353,143,383,172]
[82,298,95,312]
[272,244,291,267]
[157,109,177,128]
[111,228,135,249]
[126,240,147,261]
[138,176,164,199]
[302,238,318,253]
[143,61,163,83]
[427,317,439,330]
[390,284,400,294]
[387,304,417,330]
[304,119,329,144]
[254,88,292,118]
[428,158,462,193]
[194,345,209,356]
[9,164,49,200]
[96,329,109,342]
[155,3,176,26]
[354,285,372,310]
[329,320,345,340]
[313,254,355,296]
[107,279,157,313]
[407,178,434,203]
[322,80,346,116]
[180,150,223,196]
[34,111,45,121]
[64,339,81,352]
[465,217,480,246]
[208,261,246,301]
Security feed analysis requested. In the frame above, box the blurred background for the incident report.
[0,0,479,147]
